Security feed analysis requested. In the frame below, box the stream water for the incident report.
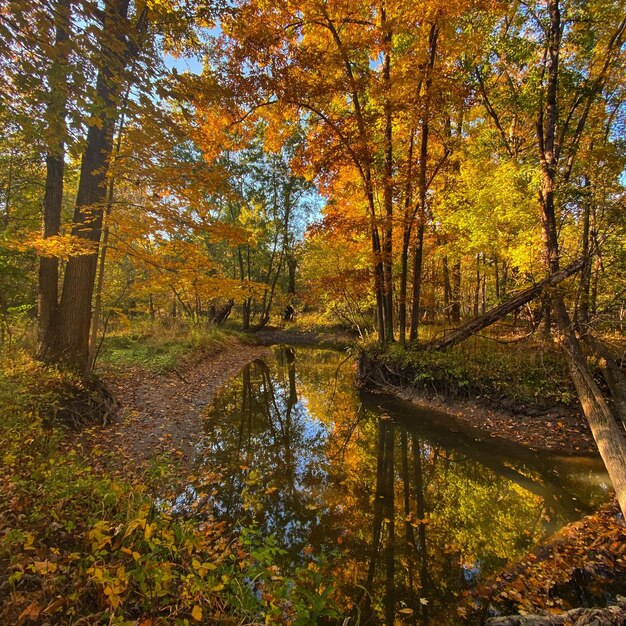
[180,346,610,624]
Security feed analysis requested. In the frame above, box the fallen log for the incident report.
[426,259,584,352]
[486,595,626,625]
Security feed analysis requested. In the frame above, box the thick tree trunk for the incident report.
[426,259,583,351]
[57,0,132,372]
[38,0,70,362]
[581,332,626,431]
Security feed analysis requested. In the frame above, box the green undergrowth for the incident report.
[365,335,576,410]
[98,322,253,375]
[0,351,339,624]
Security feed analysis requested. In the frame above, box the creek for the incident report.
[177,346,610,624]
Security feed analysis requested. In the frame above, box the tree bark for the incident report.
[381,0,394,342]
[409,222,425,341]
[57,0,133,372]
[536,0,626,518]
[409,22,438,343]
[451,259,461,323]
[38,0,70,362]
[581,331,626,432]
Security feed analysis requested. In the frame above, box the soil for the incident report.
[71,341,270,477]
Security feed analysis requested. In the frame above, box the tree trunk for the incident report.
[473,253,480,317]
[381,1,394,343]
[451,259,461,323]
[442,256,452,322]
[38,0,70,362]
[576,174,593,325]
[409,22,438,343]
[409,221,425,342]
[536,0,626,518]
[426,260,583,351]
[399,230,411,346]
[398,131,415,347]
[57,0,133,372]
[581,332,626,432]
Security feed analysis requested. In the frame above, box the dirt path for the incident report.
[74,341,270,477]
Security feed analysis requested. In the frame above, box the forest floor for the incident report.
[72,338,270,477]
[2,324,622,624]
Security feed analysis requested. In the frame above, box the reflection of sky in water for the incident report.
[177,346,610,624]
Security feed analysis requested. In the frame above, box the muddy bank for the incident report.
[357,351,597,455]
[72,340,270,476]
[358,351,626,624]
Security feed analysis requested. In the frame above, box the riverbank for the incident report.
[74,337,270,476]
[355,339,626,624]
[357,341,597,455]
[460,499,626,624]
[0,334,338,625]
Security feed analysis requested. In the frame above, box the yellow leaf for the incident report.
[191,605,203,621]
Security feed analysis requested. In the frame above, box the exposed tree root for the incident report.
[50,376,119,428]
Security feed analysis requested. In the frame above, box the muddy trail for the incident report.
[72,341,270,477]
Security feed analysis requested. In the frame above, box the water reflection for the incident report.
[191,347,609,624]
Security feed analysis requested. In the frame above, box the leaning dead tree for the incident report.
[425,259,583,352]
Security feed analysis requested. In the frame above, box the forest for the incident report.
[0,0,625,624]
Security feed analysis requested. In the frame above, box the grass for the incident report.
[97,320,254,374]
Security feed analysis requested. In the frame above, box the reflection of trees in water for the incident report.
[202,348,332,554]
[197,347,606,625]
[343,421,596,625]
